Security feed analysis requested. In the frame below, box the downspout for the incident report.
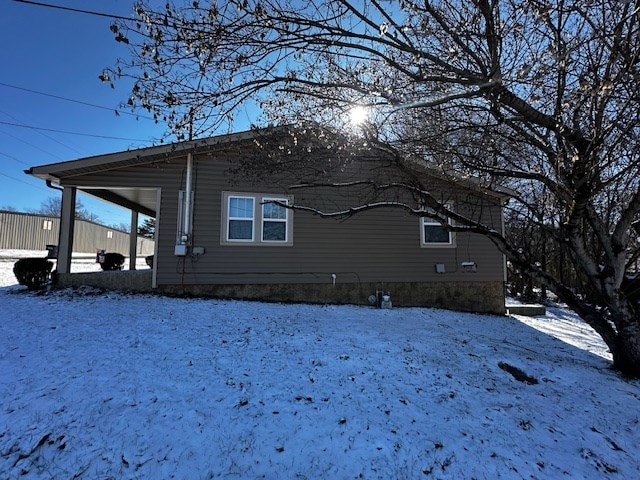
[46,180,63,192]
[174,152,194,257]
[183,152,193,244]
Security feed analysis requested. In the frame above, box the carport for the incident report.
[26,149,163,282]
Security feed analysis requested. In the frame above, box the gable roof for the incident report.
[26,126,512,217]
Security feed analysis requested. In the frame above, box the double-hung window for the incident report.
[262,197,289,242]
[222,192,293,246]
[420,203,455,247]
[228,196,255,241]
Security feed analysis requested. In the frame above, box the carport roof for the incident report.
[25,129,264,216]
[27,129,262,183]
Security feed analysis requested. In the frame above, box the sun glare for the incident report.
[349,105,368,125]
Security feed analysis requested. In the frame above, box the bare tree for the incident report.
[108,0,640,376]
[37,196,65,218]
[112,222,132,233]
[37,196,100,222]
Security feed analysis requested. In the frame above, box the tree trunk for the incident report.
[611,320,640,377]
[549,282,640,377]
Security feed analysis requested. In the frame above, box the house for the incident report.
[26,127,508,313]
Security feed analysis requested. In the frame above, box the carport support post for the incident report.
[56,186,76,275]
[129,210,139,270]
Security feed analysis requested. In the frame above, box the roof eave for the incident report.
[24,127,274,180]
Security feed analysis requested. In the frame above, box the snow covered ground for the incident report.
[1,250,639,479]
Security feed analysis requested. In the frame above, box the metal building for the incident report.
[0,210,154,256]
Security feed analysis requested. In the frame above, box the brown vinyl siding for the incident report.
[59,150,505,288]
[186,156,503,286]
[61,157,186,284]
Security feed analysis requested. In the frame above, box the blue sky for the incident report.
[0,0,170,227]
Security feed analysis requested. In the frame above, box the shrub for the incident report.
[13,258,54,290]
[100,252,125,271]
[145,255,154,268]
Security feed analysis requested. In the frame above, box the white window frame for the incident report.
[221,192,293,246]
[261,197,289,243]
[42,220,53,230]
[226,195,255,242]
[420,203,455,248]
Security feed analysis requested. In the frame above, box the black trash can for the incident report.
[45,244,58,259]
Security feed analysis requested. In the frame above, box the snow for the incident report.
[1,251,639,479]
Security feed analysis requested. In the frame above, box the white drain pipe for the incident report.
[183,151,193,243]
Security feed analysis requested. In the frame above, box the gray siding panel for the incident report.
[0,212,59,250]
[0,211,154,255]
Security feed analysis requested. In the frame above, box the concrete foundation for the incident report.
[157,281,506,314]
[55,270,154,292]
[52,273,505,315]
